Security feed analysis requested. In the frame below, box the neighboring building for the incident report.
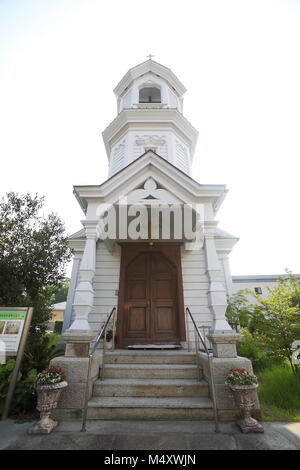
[232,274,300,303]
[52,59,258,422]
[48,302,66,332]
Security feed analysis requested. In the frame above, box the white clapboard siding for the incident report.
[182,267,206,275]
[182,275,209,284]
[184,290,208,299]
[181,246,213,339]
[183,282,209,290]
[94,267,120,276]
[94,275,119,284]
[93,282,119,291]
[89,242,121,333]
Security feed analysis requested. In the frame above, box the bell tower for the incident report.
[102,58,198,177]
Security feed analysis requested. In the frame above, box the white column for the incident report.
[62,253,82,333]
[63,222,99,344]
[219,253,234,297]
[204,226,231,331]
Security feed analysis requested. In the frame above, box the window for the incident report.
[254,287,262,294]
[139,87,161,103]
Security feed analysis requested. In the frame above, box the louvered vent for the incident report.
[176,142,189,173]
[111,142,125,175]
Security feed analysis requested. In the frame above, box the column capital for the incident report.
[203,220,219,238]
[217,252,230,260]
[81,219,101,239]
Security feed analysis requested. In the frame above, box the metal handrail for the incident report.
[185,307,219,433]
[81,306,116,432]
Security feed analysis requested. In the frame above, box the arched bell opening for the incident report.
[139,86,161,103]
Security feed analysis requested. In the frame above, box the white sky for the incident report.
[0,0,299,276]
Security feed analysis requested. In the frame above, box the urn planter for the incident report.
[28,381,68,434]
[227,383,263,433]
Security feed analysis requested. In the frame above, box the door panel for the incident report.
[155,307,174,331]
[128,280,147,299]
[116,244,185,348]
[154,279,173,299]
[127,307,147,334]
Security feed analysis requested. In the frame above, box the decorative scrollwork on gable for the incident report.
[127,178,180,204]
[135,135,166,147]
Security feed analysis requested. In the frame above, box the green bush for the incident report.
[237,328,265,367]
[54,321,63,334]
[24,331,64,371]
[0,359,37,415]
[237,328,284,371]
[258,363,300,420]
[0,332,64,416]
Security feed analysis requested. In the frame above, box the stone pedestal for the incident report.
[207,331,241,358]
[62,329,95,358]
[198,329,261,421]
[49,353,102,420]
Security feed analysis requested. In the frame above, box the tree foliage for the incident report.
[0,192,72,335]
[53,278,70,303]
[249,273,300,377]
[0,193,72,415]
[227,274,300,378]
[226,290,252,327]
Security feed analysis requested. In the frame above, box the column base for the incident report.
[208,331,241,358]
[62,329,95,358]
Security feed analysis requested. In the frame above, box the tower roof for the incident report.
[113,59,187,98]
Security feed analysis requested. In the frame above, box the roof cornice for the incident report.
[102,108,198,159]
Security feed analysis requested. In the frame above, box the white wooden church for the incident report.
[53,59,257,422]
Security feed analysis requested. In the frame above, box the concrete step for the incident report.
[104,350,197,365]
[93,378,209,397]
[102,363,201,379]
[87,396,214,420]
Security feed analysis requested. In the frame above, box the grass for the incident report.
[256,362,300,421]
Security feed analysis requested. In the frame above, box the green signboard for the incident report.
[0,308,30,354]
[0,310,27,320]
[0,307,33,420]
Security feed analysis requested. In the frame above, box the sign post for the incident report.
[1,307,33,420]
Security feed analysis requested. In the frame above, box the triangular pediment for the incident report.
[74,151,227,213]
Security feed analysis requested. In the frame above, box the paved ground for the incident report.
[0,419,300,450]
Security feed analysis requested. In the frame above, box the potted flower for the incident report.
[28,365,68,435]
[225,368,263,433]
[105,328,114,349]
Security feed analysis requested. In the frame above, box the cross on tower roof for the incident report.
[146,54,154,60]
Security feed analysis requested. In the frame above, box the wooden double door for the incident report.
[116,244,185,348]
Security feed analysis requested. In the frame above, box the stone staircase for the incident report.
[87,350,214,420]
